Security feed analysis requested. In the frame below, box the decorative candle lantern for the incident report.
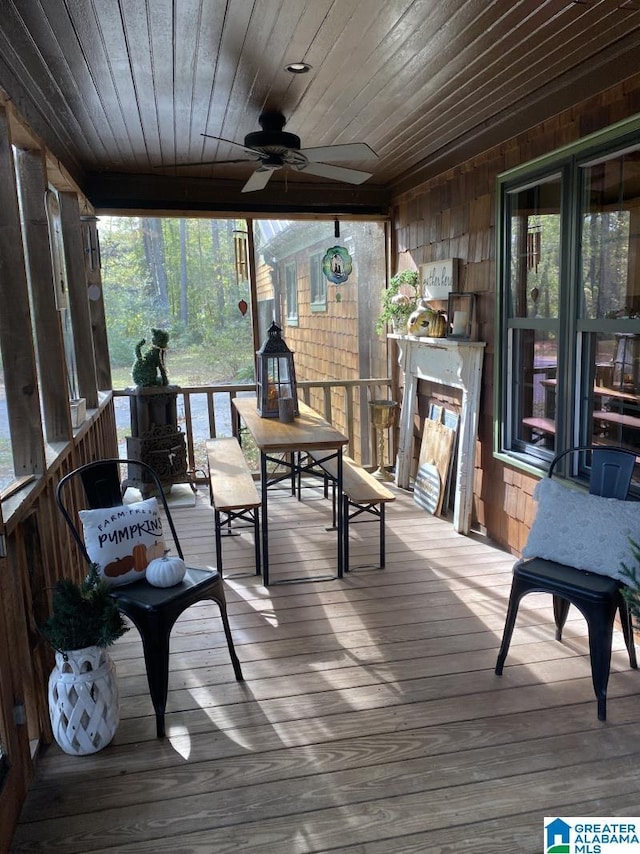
[256,322,299,418]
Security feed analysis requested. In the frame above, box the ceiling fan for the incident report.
[162,112,378,193]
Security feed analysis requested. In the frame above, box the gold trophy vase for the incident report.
[369,399,398,481]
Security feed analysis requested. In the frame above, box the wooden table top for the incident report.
[233,397,348,452]
[542,377,640,403]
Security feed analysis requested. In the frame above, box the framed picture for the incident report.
[446,292,476,339]
[420,258,458,301]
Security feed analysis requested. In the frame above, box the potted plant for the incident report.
[376,270,420,334]
[40,564,129,755]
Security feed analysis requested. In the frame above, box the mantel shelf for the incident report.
[389,334,485,533]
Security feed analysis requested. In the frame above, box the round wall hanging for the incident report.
[322,245,352,284]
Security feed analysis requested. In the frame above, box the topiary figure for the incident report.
[131,328,170,387]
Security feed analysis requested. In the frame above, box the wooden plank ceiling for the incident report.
[0,0,639,212]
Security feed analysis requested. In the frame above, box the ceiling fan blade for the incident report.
[299,142,378,163]
[201,132,264,156]
[298,161,373,185]
[201,132,247,148]
[155,158,252,169]
[241,167,275,193]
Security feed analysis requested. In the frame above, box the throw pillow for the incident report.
[79,497,166,587]
[522,477,640,581]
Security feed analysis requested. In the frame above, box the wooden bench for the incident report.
[305,450,395,572]
[522,416,556,436]
[206,438,261,577]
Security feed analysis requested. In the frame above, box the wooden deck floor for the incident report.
[11,482,640,853]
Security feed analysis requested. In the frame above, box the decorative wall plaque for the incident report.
[420,258,458,300]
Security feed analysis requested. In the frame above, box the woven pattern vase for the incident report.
[48,645,119,755]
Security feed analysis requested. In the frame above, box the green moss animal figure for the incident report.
[132,328,170,387]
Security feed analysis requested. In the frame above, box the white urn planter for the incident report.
[48,645,119,755]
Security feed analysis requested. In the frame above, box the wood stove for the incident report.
[125,386,189,496]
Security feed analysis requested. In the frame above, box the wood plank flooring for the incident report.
[11,482,640,853]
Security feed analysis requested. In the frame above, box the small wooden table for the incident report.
[232,397,348,585]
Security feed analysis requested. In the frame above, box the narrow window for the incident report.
[309,252,327,311]
[285,261,298,325]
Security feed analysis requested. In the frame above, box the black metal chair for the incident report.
[495,446,638,721]
[56,458,243,738]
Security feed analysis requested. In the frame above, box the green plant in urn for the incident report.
[376,270,420,334]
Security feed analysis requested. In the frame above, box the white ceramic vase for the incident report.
[48,645,119,755]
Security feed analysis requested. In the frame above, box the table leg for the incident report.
[260,450,269,586]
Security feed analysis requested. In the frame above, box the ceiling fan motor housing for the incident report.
[244,112,301,153]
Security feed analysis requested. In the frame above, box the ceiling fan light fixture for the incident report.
[285,61,311,74]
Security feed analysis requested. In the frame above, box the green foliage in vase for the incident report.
[40,563,129,652]
[376,270,420,334]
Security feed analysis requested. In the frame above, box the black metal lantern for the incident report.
[256,322,299,418]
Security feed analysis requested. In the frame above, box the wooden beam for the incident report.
[0,106,45,475]
[86,172,391,217]
[82,218,112,391]
[15,147,72,441]
[58,192,98,409]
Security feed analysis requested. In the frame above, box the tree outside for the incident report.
[100,216,254,386]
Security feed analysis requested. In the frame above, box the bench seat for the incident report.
[306,450,395,572]
[206,438,261,576]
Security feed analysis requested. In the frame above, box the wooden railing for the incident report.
[113,378,394,480]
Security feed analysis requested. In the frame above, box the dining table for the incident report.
[232,396,348,585]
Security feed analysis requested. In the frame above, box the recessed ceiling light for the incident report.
[285,62,311,74]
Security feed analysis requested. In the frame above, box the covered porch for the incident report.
[3,1,640,847]
[10,483,640,853]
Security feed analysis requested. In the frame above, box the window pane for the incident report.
[310,252,327,310]
[0,360,15,491]
[512,328,557,452]
[285,262,298,323]
[580,150,640,320]
[580,331,640,455]
[508,176,562,320]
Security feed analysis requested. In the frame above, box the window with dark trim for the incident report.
[496,117,640,482]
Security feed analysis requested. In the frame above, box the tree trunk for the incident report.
[179,218,188,323]
[143,218,169,317]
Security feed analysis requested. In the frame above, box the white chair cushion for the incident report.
[522,476,640,581]
[79,497,166,587]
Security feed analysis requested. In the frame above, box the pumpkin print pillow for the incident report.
[79,498,166,587]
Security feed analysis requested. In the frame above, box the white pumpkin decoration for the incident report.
[146,550,187,587]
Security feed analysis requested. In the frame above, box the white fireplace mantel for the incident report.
[390,334,485,534]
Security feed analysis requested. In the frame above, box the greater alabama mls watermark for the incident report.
[545,817,640,853]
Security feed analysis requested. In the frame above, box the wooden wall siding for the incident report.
[0,545,30,854]
[0,106,46,477]
[59,192,99,409]
[84,219,113,392]
[16,148,73,442]
[255,235,388,465]
[391,72,640,554]
[0,88,115,843]
[281,248,362,459]
[0,397,118,848]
